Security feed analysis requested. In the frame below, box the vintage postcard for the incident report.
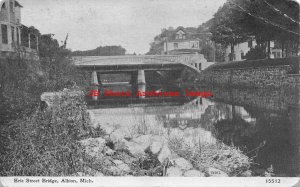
[0,0,299,186]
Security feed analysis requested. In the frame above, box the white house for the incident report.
[225,40,282,62]
[0,0,39,59]
[163,27,202,55]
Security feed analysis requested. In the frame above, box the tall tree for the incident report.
[210,0,299,60]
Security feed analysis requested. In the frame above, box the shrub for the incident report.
[0,89,93,176]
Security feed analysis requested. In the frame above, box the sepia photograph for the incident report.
[0,0,299,186]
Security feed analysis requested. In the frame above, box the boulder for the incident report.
[79,137,106,158]
[112,160,130,173]
[158,145,172,163]
[166,167,183,176]
[184,170,205,177]
[131,135,152,150]
[172,157,193,170]
[110,129,128,143]
[240,170,252,177]
[150,141,163,154]
[124,141,146,155]
[104,147,115,156]
[40,90,83,108]
[207,167,228,177]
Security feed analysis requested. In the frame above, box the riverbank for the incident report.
[1,88,254,177]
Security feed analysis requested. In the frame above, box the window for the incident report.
[11,26,14,43]
[182,35,186,39]
[195,42,198,48]
[174,43,178,49]
[1,24,8,44]
[10,1,14,12]
[16,27,19,45]
[178,34,182,39]
[191,43,195,48]
[1,2,6,10]
[248,41,253,48]
[175,35,179,39]
[241,52,245,59]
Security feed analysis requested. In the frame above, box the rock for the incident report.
[117,163,130,172]
[112,160,130,173]
[76,172,85,176]
[207,167,228,177]
[172,157,193,170]
[40,90,83,108]
[104,148,115,156]
[131,135,152,150]
[166,167,183,176]
[109,166,122,176]
[158,145,172,163]
[150,141,164,154]
[79,137,106,157]
[124,141,146,155]
[240,170,252,177]
[110,129,128,143]
[113,160,124,165]
[114,139,128,151]
[94,171,104,176]
[184,170,205,177]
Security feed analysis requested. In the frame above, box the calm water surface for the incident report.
[87,76,299,177]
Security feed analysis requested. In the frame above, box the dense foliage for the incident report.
[209,0,299,60]
[0,90,93,176]
[0,34,90,176]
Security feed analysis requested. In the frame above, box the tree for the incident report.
[210,1,249,61]
[210,0,299,60]
[72,46,126,56]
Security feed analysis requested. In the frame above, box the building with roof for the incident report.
[0,0,39,59]
[162,26,213,55]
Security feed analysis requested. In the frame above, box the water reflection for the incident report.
[88,84,299,177]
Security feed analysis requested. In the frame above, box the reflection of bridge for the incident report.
[75,54,208,101]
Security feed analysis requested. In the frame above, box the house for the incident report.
[224,39,283,62]
[162,26,210,55]
[0,0,39,59]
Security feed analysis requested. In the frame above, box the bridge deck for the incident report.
[74,55,203,72]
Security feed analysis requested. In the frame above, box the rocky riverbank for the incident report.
[76,106,253,177]
[2,89,252,177]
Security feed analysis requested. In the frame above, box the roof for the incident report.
[161,26,199,41]
[15,1,23,8]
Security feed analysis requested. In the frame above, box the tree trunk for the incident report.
[286,40,289,57]
[267,40,271,59]
[230,43,235,61]
[281,41,285,58]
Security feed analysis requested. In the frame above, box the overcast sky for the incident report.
[20,0,226,54]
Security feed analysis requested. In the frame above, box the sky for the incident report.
[20,0,227,54]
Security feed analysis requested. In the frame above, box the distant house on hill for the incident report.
[0,0,39,59]
[162,26,212,55]
[224,39,283,62]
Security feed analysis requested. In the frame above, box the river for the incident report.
[87,74,300,177]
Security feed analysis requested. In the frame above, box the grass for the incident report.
[167,135,252,176]
[0,89,95,176]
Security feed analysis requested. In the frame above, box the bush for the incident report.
[244,46,267,60]
[0,89,94,176]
